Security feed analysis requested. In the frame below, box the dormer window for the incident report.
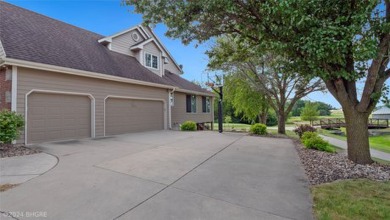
[145,53,159,69]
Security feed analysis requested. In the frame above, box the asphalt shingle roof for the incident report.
[0,2,211,94]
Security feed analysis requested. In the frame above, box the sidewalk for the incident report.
[319,135,390,161]
[0,153,58,185]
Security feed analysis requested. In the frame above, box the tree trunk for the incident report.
[277,111,286,134]
[343,109,373,164]
[259,112,267,124]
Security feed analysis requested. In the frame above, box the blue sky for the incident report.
[5,0,389,108]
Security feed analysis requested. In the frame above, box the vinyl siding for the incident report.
[110,28,181,75]
[164,58,182,75]
[143,28,182,75]
[16,67,169,144]
[171,92,213,128]
[111,29,145,56]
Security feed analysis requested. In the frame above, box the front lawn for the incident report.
[212,123,251,131]
[312,179,390,220]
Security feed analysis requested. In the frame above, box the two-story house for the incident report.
[0,2,214,144]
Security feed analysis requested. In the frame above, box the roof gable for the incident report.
[98,26,148,45]
[100,25,183,75]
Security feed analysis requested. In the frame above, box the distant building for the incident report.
[372,106,390,120]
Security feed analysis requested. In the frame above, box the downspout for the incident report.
[168,87,176,129]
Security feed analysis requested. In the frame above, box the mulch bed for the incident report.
[294,140,390,185]
[0,144,41,158]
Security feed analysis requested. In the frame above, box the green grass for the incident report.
[370,135,390,153]
[212,123,251,131]
[312,179,390,220]
[319,129,390,153]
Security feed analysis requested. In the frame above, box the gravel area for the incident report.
[295,141,390,185]
[0,144,41,158]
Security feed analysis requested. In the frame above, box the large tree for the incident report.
[300,102,320,125]
[207,38,325,134]
[126,0,390,164]
[224,74,269,124]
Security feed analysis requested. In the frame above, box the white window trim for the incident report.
[186,95,197,114]
[191,95,197,113]
[144,52,159,70]
[204,96,211,113]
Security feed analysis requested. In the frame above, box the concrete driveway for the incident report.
[0,131,312,220]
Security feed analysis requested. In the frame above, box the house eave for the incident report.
[1,57,176,90]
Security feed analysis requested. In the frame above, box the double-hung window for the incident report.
[145,53,159,69]
[186,95,196,113]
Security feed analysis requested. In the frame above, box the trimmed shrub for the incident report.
[180,121,197,131]
[301,131,335,153]
[250,123,267,135]
[294,124,317,138]
[0,110,24,144]
[301,131,319,142]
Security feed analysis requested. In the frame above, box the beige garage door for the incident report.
[28,93,91,143]
[105,98,164,135]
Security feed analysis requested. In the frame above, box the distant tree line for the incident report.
[291,100,335,117]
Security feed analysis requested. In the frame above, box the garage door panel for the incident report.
[28,93,91,143]
[106,98,164,135]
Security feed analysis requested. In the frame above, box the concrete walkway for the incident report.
[0,131,313,220]
[320,135,390,161]
[0,153,58,185]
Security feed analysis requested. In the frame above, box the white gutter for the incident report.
[175,88,216,97]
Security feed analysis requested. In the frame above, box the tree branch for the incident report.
[358,34,390,111]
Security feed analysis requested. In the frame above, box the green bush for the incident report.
[293,124,317,138]
[301,131,319,142]
[180,121,197,131]
[301,131,335,153]
[250,123,267,135]
[0,109,24,144]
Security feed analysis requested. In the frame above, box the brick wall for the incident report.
[0,67,12,110]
